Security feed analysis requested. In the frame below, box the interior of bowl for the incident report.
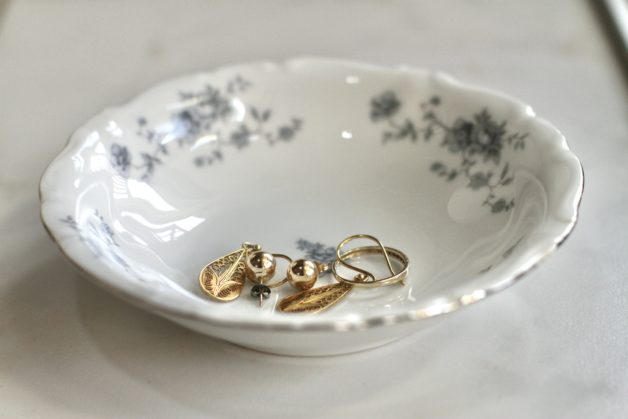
[40,58,583,328]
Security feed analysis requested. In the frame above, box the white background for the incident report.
[1,1,627,418]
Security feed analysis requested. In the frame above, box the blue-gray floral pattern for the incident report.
[296,239,336,263]
[111,76,303,181]
[60,213,335,272]
[370,92,527,213]
[478,236,525,274]
[60,211,130,270]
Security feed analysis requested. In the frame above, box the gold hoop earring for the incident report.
[331,234,408,287]
[278,234,408,314]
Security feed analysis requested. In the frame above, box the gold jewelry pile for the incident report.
[199,234,409,314]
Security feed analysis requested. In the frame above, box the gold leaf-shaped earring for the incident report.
[199,242,261,302]
[277,282,353,314]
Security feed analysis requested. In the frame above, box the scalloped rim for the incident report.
[39,57,584,333]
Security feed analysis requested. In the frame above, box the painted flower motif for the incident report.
[429,96,441,106]
[197,86,233,120]
[230,124,251,149]
[277,118,302,142]
[111,144,131,176]
[490,198,508,213]
[469,110,507,165]
[370,91,401,121]
[373,94,526,214]
[278,125,295,141]
[296,239,336,262]
[175,110,202,139]
[126,76,302,180]
[468,172,491,190]
[444,118,474,153]
[475,134,503,165]
[193,156,205,167]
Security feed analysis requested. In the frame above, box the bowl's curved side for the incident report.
[39,57,584,333]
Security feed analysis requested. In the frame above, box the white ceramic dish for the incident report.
[40,58,583,356]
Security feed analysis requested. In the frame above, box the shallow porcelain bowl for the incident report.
[40,58,583,356]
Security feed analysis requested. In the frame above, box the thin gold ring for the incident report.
[331,244,409,287]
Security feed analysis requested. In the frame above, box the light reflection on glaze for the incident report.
[120,211,204,243]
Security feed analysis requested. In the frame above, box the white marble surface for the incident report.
[0,0,626,417]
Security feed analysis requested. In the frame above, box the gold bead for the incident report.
[288,259,319,290]
[246,251,276,283]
